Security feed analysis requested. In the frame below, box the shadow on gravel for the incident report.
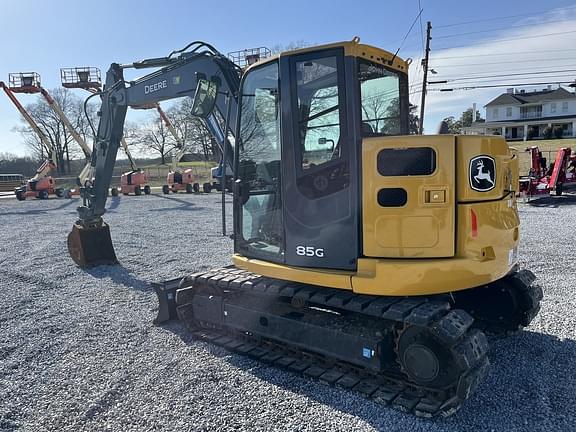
[524,193,576,208]
[107,196,121,211]
[86,265,150,293]
[159,323,576,431]
[0,199,75,216]
[148,194,205,212]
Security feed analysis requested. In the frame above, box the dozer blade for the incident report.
[68,222,118,267]
[151,278,180,325]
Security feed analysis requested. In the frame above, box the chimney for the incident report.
[506,88,514,94]
[472,103,477,122]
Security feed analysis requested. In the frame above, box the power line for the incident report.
[431,66,576,80]
[433,74,576,86]
[435,17,576,39]
[435,5,576,29]
[429,69,576,82]
[430,58,576,67]
[417,0,425,54]
[434,29,576,51]
[429,81,574,92]
[431,48,576,60]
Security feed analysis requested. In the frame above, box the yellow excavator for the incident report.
[67,39,542,417]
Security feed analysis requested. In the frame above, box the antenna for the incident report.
[389,9,423,66]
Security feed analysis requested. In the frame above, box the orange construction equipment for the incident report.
[1,73,67,200]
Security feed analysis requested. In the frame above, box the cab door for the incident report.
[362,135,456,258]
[278,49,360,270]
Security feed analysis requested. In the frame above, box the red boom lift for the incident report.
[1,73,66,200]
[519,145,576,198]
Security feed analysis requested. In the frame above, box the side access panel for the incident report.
[362,135,456,258]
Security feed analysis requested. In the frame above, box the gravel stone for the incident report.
[0,192,575,431]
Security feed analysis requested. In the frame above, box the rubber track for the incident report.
[462,270,543,336]
[174,267,490,418]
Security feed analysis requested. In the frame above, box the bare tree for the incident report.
[270,40,309,54]
[135,114,178,165]
[169,98,220,161]
[15,88,96,174]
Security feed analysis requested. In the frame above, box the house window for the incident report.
[551,103,556,113]
[493,108,499,117]
[562,101,569,112]
[506,107,512,117]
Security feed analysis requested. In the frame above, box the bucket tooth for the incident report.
[67,222,118,267]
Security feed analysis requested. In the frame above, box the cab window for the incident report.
[295,56,342,169]
[359,60,402,136]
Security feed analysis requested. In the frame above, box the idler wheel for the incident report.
[397,325,459,387]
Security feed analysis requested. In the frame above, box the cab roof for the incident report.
[246,38,410,76]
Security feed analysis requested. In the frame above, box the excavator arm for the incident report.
[68,41,240,266]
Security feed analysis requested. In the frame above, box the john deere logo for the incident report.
[470,156,496,192]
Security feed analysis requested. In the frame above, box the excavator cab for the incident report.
[232,45,410,270]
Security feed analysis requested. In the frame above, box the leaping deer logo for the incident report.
[473,160,495,186]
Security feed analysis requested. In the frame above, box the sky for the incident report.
[1,0,576,157]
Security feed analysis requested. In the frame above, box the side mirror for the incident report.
[191,79,218,118]
[234,179,250,205]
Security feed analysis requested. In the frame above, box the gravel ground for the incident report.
[1,191,575,432]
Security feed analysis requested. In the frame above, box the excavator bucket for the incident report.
[67,222,118,267]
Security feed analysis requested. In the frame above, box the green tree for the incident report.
[408,103,419,134]
[441,107,485,134]
[460,108,484,127]
[442,116,463,134]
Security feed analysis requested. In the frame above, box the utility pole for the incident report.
[419,21,432,135]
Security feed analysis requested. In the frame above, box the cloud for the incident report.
[407,5,576,132]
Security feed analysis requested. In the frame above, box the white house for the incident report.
[464,86,576,140]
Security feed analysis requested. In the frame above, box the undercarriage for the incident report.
[153,266,541,417]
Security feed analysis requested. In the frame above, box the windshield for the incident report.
[359,60,403,136]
